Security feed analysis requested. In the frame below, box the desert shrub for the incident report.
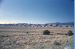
[54,41,61,46]
[70,26,73,27]
[43,30,50,35]
[57,33,64,35]
[26,32,29,33]
[65,25,68,27]
[0,35,9,37]
[50,24,53,26]
[67,30,73,36]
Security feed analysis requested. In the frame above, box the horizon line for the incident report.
[0,22,73,24]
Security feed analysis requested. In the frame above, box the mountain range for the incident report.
[0,22,73,28]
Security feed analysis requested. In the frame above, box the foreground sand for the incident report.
[0,25,73,49]
[0,29,73,49]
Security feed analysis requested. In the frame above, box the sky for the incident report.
[0,0,74,24]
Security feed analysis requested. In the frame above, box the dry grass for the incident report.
[0,27,73,49]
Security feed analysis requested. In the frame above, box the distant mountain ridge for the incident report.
[0,22,73,28]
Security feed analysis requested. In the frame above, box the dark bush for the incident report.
[43,30,50,35]
[26,32,29,33]
[66,25,68,27]
[50,24,52,26]
[67,30,73,36]
[54,41,61,45]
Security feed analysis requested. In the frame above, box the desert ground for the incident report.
[0,23,74,49]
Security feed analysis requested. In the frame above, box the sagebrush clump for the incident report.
[43,30,50,35]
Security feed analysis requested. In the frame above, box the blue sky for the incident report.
[0,0,74,24]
